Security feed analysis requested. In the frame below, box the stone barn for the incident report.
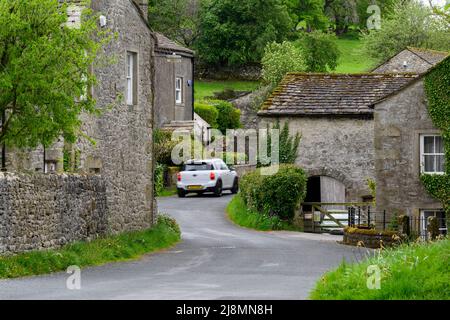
[258,73,419,204]
[372,47,448,74]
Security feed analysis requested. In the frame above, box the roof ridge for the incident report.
[406,46,450,56]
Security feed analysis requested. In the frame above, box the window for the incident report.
[175,77,183,104]
[420,135,445,174]
[44,160,57,174]
[420,210,447,237]
[126,52,137,105]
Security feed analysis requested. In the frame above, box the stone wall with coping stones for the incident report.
[0,172,108,255]
[258,116,375,201]
[343,229,401,249]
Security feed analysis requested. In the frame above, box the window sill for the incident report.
[421,172,445,175]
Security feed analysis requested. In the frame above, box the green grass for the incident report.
[227,195,303,232]
[333,38,377,73]
[196,80,260,101]
[158,186,177,197]
[0,215,181,279]
[310,239,450,300]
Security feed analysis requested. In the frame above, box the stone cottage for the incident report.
[153,33,195,128]
[0,0,156,254]
[258,73,419,204]
[372,57,448,233]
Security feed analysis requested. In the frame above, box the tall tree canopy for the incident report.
[0,0,111,148]
[364,0,450,63]
[195,0,293,66]
[284,0,329,31]
[148,0,205,47]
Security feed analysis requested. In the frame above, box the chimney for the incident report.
[134,0,149,22]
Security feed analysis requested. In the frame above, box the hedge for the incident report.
[240,164,307,220]
[194,103,219,128]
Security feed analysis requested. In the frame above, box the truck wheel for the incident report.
[231,178,239,194]
[177,189,186,198]
[214,180,223,197]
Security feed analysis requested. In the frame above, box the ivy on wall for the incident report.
[422,56,450,222]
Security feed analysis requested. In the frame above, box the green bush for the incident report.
[260,165,308,219]
[261,41,305,85]
[212,100,241,133]
[194,102,219,128]
[154,129,179,165]
[240,165,308,220]
[154,163,166,196]
[240,169,266,212]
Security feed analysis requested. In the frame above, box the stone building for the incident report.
[258,48,448,235]
[258,73,419,203]
[372,47,448,74]
[373,58,448,232]
[0,0,156,254]
[153,33,195,128]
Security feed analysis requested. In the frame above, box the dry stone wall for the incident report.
[0,172,108,255]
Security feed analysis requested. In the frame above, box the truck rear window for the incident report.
[183,163,213,171]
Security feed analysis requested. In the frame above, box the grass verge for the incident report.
[0,215,181,279]
[226,195,303,232]
[310,238,450,300]
[158,187,177,197]
[196,80,260,101]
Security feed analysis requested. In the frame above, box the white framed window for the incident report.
[420,135,445,174]
[420,210,447,237]
[126,52,137,105]
[175,77,183,104]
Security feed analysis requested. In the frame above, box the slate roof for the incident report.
[258,73,420,116]
[406,47,449,66]
[154,33,194,57]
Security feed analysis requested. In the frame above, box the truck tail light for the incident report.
[210,172,216,180]
[177,173,181,182]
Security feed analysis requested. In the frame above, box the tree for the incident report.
[363,0,450,63]
[284,0,329,32]
[298,31,340,72]
[324,0,359,35]
[0,0,112,149]
[195,0,293,67]
[148,0,205,47]
[261,41,305,85]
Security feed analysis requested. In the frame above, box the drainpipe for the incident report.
[191,55,195,121]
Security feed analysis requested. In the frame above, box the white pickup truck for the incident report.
[177,159,239,197]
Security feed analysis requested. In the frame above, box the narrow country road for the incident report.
[0,194,367,300]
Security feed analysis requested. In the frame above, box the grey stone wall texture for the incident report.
[0,0,155,254]
[0,172,107,255]
[374,80,443,218]
[154,54,193,126]
[76,0,155,233]
[258,116,375,201]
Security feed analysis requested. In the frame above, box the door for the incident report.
[320,176,346,211]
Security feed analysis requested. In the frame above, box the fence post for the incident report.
[368,206,371,227]
[358,207,361,227]
[383,210,386,231]
[399,215,410,237]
